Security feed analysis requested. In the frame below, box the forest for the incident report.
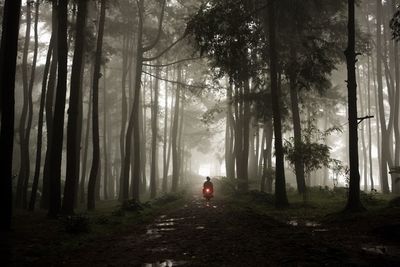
[1,0,400,266]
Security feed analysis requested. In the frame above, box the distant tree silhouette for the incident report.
[0,0,22,230]
[48,0,69,217]
[344,0,365,212]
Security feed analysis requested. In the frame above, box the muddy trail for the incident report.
[27,196,400,267]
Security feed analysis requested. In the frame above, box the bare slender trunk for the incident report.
[264,0,288,207]
[0,0,22,230]
[41,4,58,209]
[171,66,181,192]
[88,0,106,210]
[63,0,88,214]
[30,2,50,211]
[376,0,390,193]
[345,0,364,211]
[48,0,69,217]
[16,1,32,209]
[150,67,160,198]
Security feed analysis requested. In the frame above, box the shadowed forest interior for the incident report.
[1,0,400,266]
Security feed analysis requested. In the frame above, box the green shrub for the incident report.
[360,190,382,205]
[152,193,182,206]
[214,177,238,195]
[60,214,90,234]
[111,208,125,217]
[121,199,144,212]
[94,215,110,225]
[388,196,400,207]
[243,190,274,204]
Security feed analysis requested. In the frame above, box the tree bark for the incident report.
[162,69,169,192]
[88,0,106,210]
[22,0,39,209]
[265,0,288,207]
[30,1,50,211]
[16,1,32,209]
[376,0,390,193]
[0,0,22,230]
[41,3,58,209]
[119,33,129,201]
[150,66,160,198]
[63,0,88,214]
[103,66,109,200]
[288,46,306,194]
[47,0,69,217]
[171,65,181,192]
[345,0,365,212]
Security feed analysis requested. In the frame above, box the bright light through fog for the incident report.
[198,164,211,177]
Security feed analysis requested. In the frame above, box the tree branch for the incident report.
[142,69,205,90]
[143,0,166,52]
[143,34,188,62]
[143,56,204,67]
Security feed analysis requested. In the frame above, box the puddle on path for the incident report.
[195,226,205,230]
[313,228,329,232]
[155,222,175,227]
[158,228,176,232]
[287,219,320,227]
[362,244,400,257]
[161,217,185,223]
[142,260,187,267]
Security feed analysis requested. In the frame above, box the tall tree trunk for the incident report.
[48,0,69,217]
[234,85,243,182]
[357,66,368,192]
[16,1,32,209]
[225,82,235,180]
[0,0,22,230]
[392,0,400,194]
[345,0,365,212]
[123,0,144,201]
[150,67,160,198]
[103,66,109,200]
[265,0,288,207]
[239,80,250,192]
[177,88,185,181]
[140,89,147,194]
[87,0,106,210]
[119,34,129,201]
[30,1,49,211]
[63,0,88,214]
[80,65,93,204]
[171,65,181,192]
[376,0,390,193]
[288,46,306,194]
[367,56,374,190]
[23,0,39,209]
[165,85,175,191]
[264,119,273,193]
[162,70,169,192]
[41,4,58,209]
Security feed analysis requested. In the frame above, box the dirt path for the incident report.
[33,195,400,266]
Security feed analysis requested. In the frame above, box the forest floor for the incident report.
[3,189,400,267]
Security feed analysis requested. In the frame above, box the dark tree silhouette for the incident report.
[265,0,289,208]
[344,0,365,212]
[30,0,48,211]
[63,0,88,214]
[0,0,22,230]
[88,0,106,210]
[48,0,69,217]
[41,3,58,209]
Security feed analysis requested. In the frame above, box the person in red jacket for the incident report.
[203,176,214,200]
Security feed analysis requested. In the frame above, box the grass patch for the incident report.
[10,192,186,265]
[219,187,395,224]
